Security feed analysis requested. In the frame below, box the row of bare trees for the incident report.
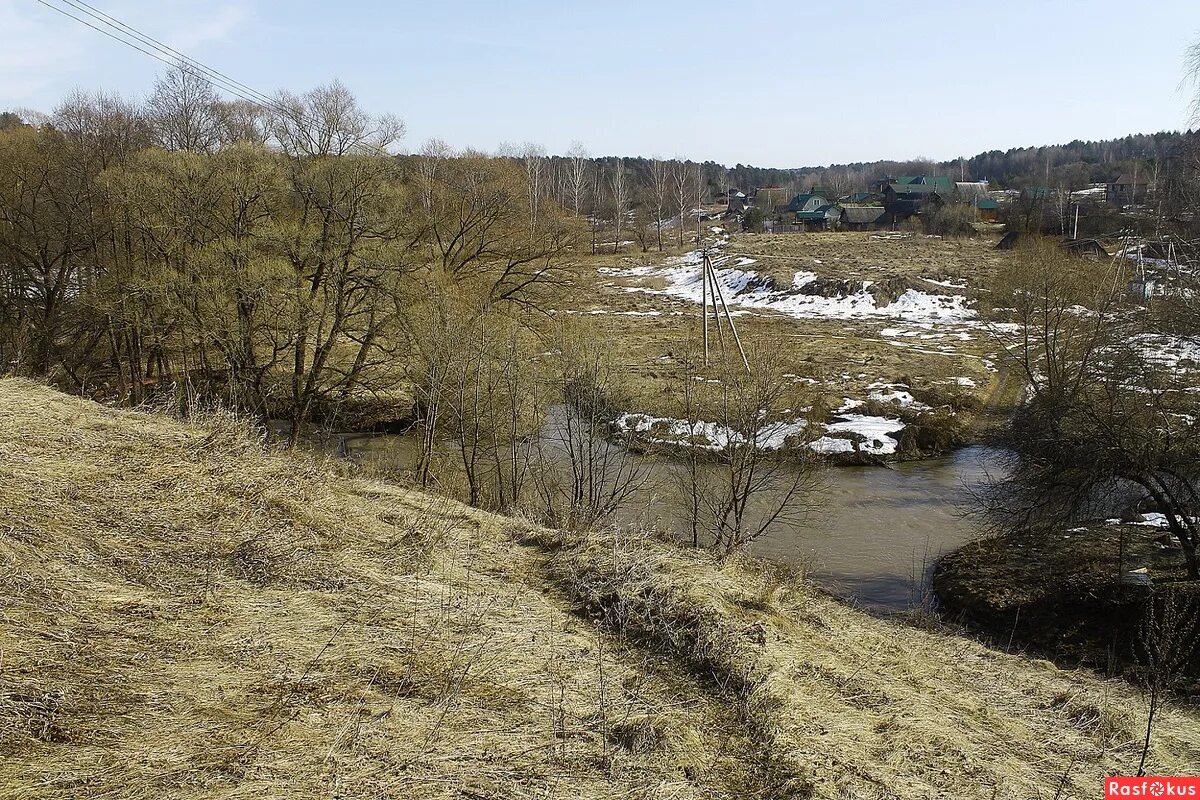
[406,308,821,549]
[1,67,820,552]
[527,144,710,254]
[0,69,576,446]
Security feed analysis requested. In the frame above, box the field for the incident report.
[3,379,1199,799]
[553,230,1021,456]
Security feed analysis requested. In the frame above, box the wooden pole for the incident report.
[709,257,725,350]
[707,256,750,374]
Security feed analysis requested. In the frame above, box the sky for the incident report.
[3,0,1199,167]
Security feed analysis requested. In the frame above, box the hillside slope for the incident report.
[1,380,1197,799]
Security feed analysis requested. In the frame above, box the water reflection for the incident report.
[292,416,1001,612]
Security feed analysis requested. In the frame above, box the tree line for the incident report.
[718,130,1194,198]
[0,67,729,432]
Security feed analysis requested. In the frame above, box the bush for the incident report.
[923,205,977,237]
[742,207,766,233]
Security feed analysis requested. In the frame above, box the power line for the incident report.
[31,0,392,157]
[32,0,267,109]
[54,0,284,112]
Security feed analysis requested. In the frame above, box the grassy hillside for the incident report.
[1,379,1197,799]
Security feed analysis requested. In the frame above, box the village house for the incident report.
[975,197,1000,222]
[955,181,990,200]
[1107,173,1148,207]
[782,190,841,230]
[880,177,950,224]
[725,189,750,214]
[840,206,887,231]
[844,191,881,204]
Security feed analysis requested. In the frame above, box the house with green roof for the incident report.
[882,175,956,193]
[784,191,830,215]
[782,191,842,230]
[881,179,947,223]
[975,197,1000,222]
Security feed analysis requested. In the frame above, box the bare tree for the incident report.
[677,346,821,555]
[1185,35,1200,122]
[978,240,1200,578]
[52,89,149,170]
[671,160,694,248]
[648,157,670,251]
[414,137,452,213]
[214,98,268,147]
[1134,591,1199,775]
[146,64,222,153]
[533,322,647,528]
[608,158,630,254]
[269,80,404,157]
[565,141,590,217]
[519,142,547,238]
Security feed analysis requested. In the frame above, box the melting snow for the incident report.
[825,414,906,455]
[625,245,978,325]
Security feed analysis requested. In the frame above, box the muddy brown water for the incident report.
[291,416,1001,613]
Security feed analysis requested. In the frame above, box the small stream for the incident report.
[293,416,1001,612]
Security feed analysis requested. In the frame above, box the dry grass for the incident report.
[557,232,1008,422]
[0,379,761,799]
[2,379,1197,799]
[533,526,1200,798]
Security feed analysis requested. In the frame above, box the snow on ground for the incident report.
[1129,333,1200,371]
[614,412,810,451]
[867,383,931,411]
[606,243,979,327]
[825,414,906,455]
[757,419,811,450]
[613,405,906,457]
[659,263,975,324]
[921,277,970,289]
[1105,513,1170,528]
[615,413,739,451]
[810,436,855,454]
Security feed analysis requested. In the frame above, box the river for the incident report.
[294,420,1000,613]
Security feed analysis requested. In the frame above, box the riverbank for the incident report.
[5,379,1198,798]
[933,522,1200,696]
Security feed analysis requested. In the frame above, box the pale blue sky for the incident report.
[3,0,1198,166]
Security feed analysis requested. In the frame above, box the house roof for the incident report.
[796,204,841,221]
[1111,174,1146,186]
[996,231,1021,249]
[786,191,830,212]
[885,182,941,196]
[1063,238,1110,257]
[895,175,955,191]
[841,206,885,224]
[975,198,999,210]
[847,191,878,202]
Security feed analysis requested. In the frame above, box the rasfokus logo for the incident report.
[1106,777,1200,797]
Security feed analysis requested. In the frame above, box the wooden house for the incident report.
[975,197,1000,222]
[782,191,841,230]
[726,189,750,214]
[840,206,887,231]
[881,181,945,223]
[1107,173,1148,207]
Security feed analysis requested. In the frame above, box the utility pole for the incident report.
[700,252,750,373]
